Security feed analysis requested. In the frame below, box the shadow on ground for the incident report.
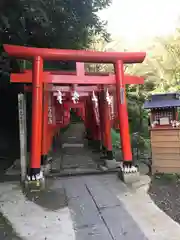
[0,212,22,240]
[24,179,68,211]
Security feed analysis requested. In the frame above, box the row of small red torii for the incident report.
[4,44,146,180]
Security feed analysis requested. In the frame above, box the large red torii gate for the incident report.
[4,44,146,185]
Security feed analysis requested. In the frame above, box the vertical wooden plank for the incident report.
[18,93,27,181]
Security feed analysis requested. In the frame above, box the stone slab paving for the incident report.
[61,176,147,240]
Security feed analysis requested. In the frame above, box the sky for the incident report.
[98,0,180,46]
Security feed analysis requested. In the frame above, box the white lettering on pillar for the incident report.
[120,88,124,104]
[48,94,53,124]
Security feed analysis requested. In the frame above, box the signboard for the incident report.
[159,117,169,125]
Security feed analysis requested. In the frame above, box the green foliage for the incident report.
[153,173,180,184]
[111,128,120,148]
[0,0,112,82]
[84,29,180,161]
[122,30,180,159]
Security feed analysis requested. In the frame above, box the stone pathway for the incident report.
[0,176,146,240]
[0,174,180,239]
[59,176,147,240]
[1,123,180,239]
[51,123,102,175]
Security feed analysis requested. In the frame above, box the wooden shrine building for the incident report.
[144,93,180,174]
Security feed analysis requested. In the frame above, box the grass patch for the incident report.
[111,128,120,149]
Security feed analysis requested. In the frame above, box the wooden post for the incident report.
[18,93,27,182]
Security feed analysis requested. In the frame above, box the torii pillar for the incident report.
[98,89,114,165]
[115,60,133,171]
[28,56,44,180]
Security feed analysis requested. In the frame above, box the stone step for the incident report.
[62,143,84,148]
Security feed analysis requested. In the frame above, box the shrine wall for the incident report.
[151,128,180,174]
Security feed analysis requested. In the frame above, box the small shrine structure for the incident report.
[144,93,180,174]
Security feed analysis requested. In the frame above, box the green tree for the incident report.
[0,0,111,50]
[0,0,112,159]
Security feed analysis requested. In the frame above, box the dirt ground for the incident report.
[148,174,180,224]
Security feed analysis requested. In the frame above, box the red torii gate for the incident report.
[4,44,146,185]
[20,67,144,165]
[21,68,144,168]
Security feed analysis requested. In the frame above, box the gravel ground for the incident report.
[0,158,22,239]
[148,174,180,224]
[0,130,21,240]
